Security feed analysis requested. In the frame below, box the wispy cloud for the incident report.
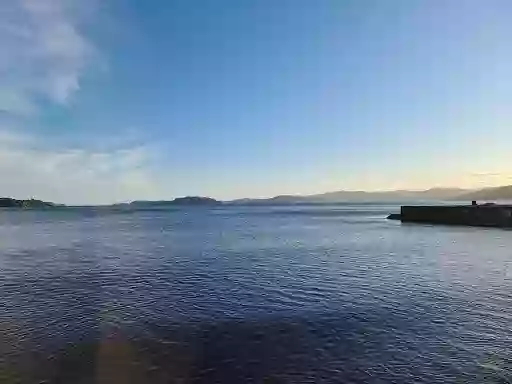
[0,1,170,204]
[0,1,167,204]
[0,130,163,205]
[470,172,512,179]
[0,0,97,114]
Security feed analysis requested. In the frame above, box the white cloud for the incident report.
[0,0,96,113]
[0,131,164,205]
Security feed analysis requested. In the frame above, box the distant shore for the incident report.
[0,198,55,209]
[2,184,512,208]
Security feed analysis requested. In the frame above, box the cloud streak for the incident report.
[470,172,512,179]
[0,0,96,114]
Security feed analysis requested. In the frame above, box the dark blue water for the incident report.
[0,204,511,383]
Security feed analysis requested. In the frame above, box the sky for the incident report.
[1,0,512,204]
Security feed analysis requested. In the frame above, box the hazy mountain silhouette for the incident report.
[82,185,512,207]
[306,188,469,201]
[230,188,472,204]
[134,186,512,206]
[4,187,512,209]
[457,185,512,201]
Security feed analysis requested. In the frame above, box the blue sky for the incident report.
[1,0,512,204]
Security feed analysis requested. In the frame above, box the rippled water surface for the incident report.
[0,204,511,383]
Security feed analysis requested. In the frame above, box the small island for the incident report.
[170,196,220,205]
[0,198,55,209]
[388,202,512,228]
[129,196,221,208]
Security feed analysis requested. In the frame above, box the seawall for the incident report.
[389,205,512,228]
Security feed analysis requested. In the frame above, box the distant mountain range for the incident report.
[2,185,512,209]
[127,185,512,207]
[456,185,512,201]
[229,187,489,204]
